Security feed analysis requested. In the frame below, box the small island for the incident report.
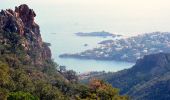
[84,44,88,47]
[75,31,121,38]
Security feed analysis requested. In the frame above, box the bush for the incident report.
[7,91,39,100]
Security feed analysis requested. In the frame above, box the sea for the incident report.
[2,0,170,73]
[43,32,134,73]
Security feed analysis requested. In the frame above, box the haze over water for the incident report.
[1,0,170,72]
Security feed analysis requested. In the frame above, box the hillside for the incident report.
[0,4,128,100]
[81,53,170,100]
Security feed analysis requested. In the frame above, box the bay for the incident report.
[43,32,134,73]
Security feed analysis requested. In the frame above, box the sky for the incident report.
[1,0,170,35]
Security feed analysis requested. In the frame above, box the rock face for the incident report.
[0,4,51,66]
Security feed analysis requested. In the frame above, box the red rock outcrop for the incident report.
[0,4,51,66]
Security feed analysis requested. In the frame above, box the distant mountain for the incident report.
[60,32,170,62]
[81,53,170,100]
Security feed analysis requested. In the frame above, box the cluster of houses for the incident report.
[76,32,170,62]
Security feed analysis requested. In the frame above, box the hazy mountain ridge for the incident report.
[80,53,170,100]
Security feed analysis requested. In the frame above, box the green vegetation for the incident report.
[0,30,128,100]
[81,53,170,100]
[7,91,39,100]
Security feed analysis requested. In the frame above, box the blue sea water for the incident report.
[43,32,134,73]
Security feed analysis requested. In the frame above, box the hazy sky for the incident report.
[1,0,170,35]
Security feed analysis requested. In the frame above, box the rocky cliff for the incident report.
[0,4,51,66]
